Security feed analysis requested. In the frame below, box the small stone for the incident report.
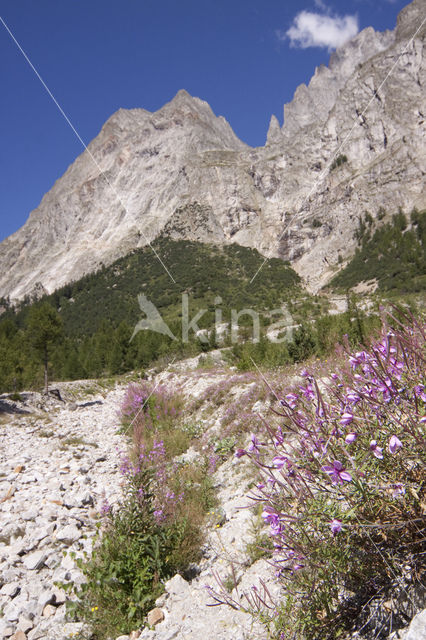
[165,574,190,597]
[44,553,60,569]
[27,627,45,640]
[129,631,141,640]
[42,604,56,618]
[405,609,426,640]
[52,587,66,605]
[1,582,20,598]
[3,569,21,583]
[55,524,81,543]
[81,492,94,506]
[156,628,179,640]
[22,551,46,571]
[115,636,130,640]
[21,599,38,620]
[146,608,164,627]
[154,593,167,607]
[60,553,75,570]
[4,601,22,622]
[48,499,63,506]
[1,483,15,502]
[11,632,27,640]
[13,465,25,474]
[21,510,38,522]
[31,526,50,543]
[37,589,55,609]
[17,617,33,633]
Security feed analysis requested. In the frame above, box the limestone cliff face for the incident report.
[0,0,425,299]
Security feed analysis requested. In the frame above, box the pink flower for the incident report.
[247,434,262,456]
[262,507,282,536]
[391,483,405,497]
[346,392,361,405]
[370,440,383,459]
[345,432,357,444]
[340,412,354,427]
[414,386,426,402]
[330,519,342,535]
[284,393,298,409]
[273,455,288,470]
[299,383,315,400]
[388,435,402,454]
[322,460,352,484]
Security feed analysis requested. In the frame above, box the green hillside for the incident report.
[39,238,303,337]
[331,209,426,293]
[1,238,322,390]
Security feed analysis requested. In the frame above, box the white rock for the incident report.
[55,524,81,543]
[0,582,20,598]
[0,618,15,637]
[165,574,190,597]
[17,616,34,633]
[3,600,23,622]
[22,551,46,571]
[403,609,426,640]
[37,590,55,609]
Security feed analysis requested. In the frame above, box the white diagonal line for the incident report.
[0,15,176,284]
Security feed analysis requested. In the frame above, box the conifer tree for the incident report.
[27,302,63,394]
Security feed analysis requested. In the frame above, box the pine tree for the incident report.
[27,303,63,393]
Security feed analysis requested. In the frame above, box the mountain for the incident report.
[0,0,425,301]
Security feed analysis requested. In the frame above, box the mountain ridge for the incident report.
[0,0,425,301]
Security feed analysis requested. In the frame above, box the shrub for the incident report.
[69,440,216,639]
[330,154,348,171]
[209,311,425,639]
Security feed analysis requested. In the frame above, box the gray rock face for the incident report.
[0,0,425,298]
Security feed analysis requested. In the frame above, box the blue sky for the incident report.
[0,0,408,242]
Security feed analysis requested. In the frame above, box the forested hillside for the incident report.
[0,239,313,391]
[331,209,426,292]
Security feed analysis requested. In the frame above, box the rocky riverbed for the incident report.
[1,363,425,640]
[0,369,278,640]
[0,383,126,639]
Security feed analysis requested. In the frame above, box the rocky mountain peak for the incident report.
[0,0,424,301]
[266,114,283,146]
[282,24,395,137]
[396,0,426,40]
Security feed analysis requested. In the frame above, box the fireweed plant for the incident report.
[207,313,425,639]
[68,384,216,639]
[119,381,188,457]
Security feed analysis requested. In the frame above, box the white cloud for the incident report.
[313,0,328,11]
[284,9,359,51]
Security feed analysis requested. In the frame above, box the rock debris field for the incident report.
[1,369,425,640]
[0,376,275,640]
